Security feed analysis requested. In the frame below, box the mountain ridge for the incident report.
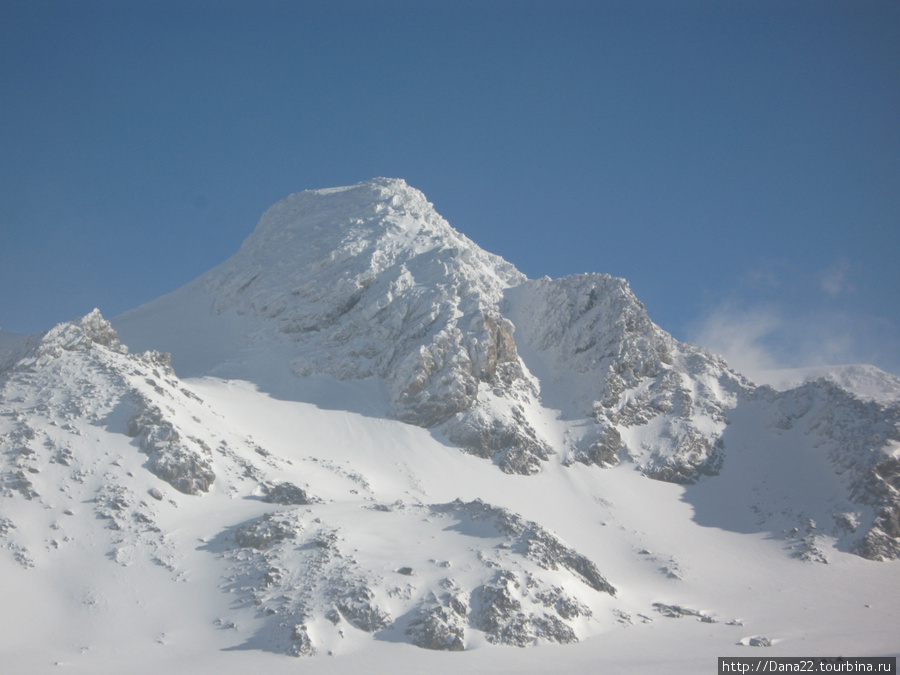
[2,179,899,671]
[115,178,751,479]
[91,177,900,554]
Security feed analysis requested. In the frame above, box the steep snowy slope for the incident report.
[117,179,549,474]
[3,179,899,672]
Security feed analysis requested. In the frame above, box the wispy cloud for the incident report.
[689,303,781,378]
[819,257,853,297]
[686,258,900,382]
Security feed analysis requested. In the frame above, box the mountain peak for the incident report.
[248,177,442,247]
[216,178,524,307]
[304,176,413,198]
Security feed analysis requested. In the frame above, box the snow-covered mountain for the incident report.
[114,178,751,481]
[2,179,898,673]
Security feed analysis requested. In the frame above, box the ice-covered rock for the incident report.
[406,582,468,651]
[262,481,316,505]
[431,499,616,596]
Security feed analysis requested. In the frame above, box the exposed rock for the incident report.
[432,499,616,596]
[505,275,747,483]
[215,498,616,656]
[748,636,772,647]
[0,517,15,537]
[653,602,716,623]
[289,625,316,657]
[263,482,314,505]
[473,572,578,646]
[572,424,622,468]
[337,584,393,632]
[406,583,468,651]
[3,468,39,500]
[126,397,215,495]
[856,459,900,560]
[233,511,304,550]
[444,407,552,475]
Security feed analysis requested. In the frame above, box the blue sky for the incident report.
[2,0,898,377]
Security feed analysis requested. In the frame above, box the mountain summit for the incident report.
[3,179,899,671]
[117,178,747,479]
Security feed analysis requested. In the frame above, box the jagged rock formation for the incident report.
[262,481,317,505]
[506,274,748,483]
[126,397,216,495]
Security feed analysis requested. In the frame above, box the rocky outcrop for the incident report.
[504,275,748,483]
[431,499,616,596]
[126,397,215,495]
[444,404,553,475]
[262,481,316,505]
[472,571,581,646]
[219,498,616,656]
[406,581,468,651]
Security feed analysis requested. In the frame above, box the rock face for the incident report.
[262,481,315,505]
[505,275,747,483]
[126,398,215,495]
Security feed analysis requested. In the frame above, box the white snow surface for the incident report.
[3,179,899,673]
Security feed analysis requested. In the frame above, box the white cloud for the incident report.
[819,257,853,297]
[690,303,900,381]
[688,304,781,381]
[685,258,899,382]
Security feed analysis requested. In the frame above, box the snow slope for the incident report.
[2,179,899,673]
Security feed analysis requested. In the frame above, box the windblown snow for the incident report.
[2,179,898,674]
